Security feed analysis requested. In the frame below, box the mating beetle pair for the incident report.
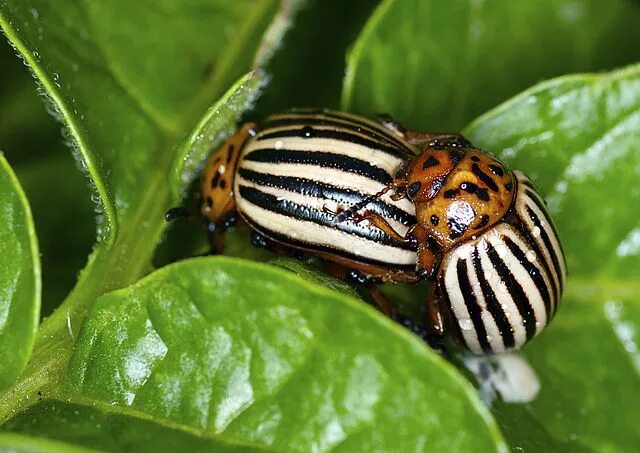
[196,109,566,354]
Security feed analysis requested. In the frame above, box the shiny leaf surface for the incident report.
[65,257,505,452]
[0,155,40,389]
[343,0,640,130]
[3,401,263,452]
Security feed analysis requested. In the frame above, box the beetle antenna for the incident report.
[331,185,394,226]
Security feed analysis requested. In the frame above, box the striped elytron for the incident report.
[200,109,566,354]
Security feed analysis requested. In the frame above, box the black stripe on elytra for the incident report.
[264,116,414,156]
[320,110,415,149]
[238,186,416,251]
[525,204,564,292]
[524,188,564,264]
[244,149,393,185]
[521,187,564,304]
[486,242,537,341]
[241,214,417,271]
[503,235,551,321]
[456,258,492,352]
[438,275,468,350]
[257,127,409,159]
[238,168,415,226]
[472,247,515,349]
[472,163,499,192]
[513,212,559,304]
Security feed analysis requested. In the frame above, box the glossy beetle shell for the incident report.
[401,138,566,354]
[202,110,419,277]
[437,172,566,353]
[200,110,567,355]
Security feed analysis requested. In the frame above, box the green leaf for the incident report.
[269,257,361,299]
[3,401,263,452]
[465,64,640,451]
[342,0,640,130]
[0,155,40,389]
[64,257,505,452]
[0,0,291,420]
[0,432,95,453]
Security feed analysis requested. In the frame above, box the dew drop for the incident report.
[458,318,474,331]
[525,249,537,261]
[532,226,541,238]
[275,140,284,150]
[301,126,315,138]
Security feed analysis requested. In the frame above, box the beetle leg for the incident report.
[351,211,412,243]
[368,283,396,318]
[425,284,447,353]
[403,131,468,147]
[376,115,468,148]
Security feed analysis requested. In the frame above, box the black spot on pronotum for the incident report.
[460,182,478,194]
[211,172,221,188]
[422,155,439,169]
[407,181,421,198]
[301,126,315,138]
[430,215,439,226]
[226,144,235,163]
[505,181,514,192]
[472,163,499,191]
[206,197,214,208]
[474,214,490,230]
[444,189,459,199]
[476,188,489,202]
[220,180,227,189]
[488,164,504,177]
[450,148,465,165]
[471,156,480,162]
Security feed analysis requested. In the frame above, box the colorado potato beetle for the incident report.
[201,110,419,282]
[196,109,566,354]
